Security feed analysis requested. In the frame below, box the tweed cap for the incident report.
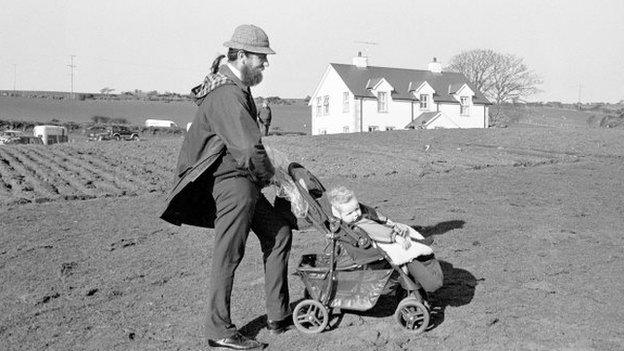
[223,24,276,55]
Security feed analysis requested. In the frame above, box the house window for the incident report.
[385,126,395,131]
[460,96,470,115]
[342,92,349,113]
[323,95,330,115]
[419,94,428,109]
[316,97,322,116]
[343,126,350,133]
[368,125,379,132]
[378,92,388,113]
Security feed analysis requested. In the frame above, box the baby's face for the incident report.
[334,198,361,223]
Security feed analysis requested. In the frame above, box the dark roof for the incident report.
[330,63,490,105]
[448,83,464,94]
[404,111,442,128]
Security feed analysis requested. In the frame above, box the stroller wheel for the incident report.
[293,299,329,334]
[394,298,430,334]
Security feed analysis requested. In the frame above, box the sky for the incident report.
[1,0,623,103]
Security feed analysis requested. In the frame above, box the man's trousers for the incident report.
[205,176,292,339]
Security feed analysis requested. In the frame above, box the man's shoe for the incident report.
[207,332,266,350]
[266,315,294,335]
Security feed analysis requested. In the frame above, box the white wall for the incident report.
[310,66,489,134]
[310,66,355,135]
[436,103,487,128]
[360,98,413,131]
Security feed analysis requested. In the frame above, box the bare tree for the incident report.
[446,49,541,105]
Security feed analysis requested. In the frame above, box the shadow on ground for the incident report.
[413,220,465,238]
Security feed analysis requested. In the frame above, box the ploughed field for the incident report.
[1,125,624,350]
[0,140,176,206]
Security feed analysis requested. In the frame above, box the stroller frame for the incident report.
[285,163,430,334]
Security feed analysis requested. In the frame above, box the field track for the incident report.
[0,140,177,206]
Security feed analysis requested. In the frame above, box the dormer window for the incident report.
[378,91,388,113]
[460,96,470,115]
[420,94,429,109]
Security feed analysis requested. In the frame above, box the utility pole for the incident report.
[13,64,17,94]
[67,55,76,99]
[577,82,582,110]
[577,82,582,103]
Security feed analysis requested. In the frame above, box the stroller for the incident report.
[280,162,432,334]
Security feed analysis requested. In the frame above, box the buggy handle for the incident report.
[328,218,341,233]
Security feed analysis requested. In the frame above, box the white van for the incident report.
[144,119,178,128]
[33,125,68,145]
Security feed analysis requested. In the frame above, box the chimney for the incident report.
[428,57,442,73]
[353,51,368,68]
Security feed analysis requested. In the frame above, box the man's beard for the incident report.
[241,64,263,87]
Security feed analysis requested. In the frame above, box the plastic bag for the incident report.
[265,146,309,218]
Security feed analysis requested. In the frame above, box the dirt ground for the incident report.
[1,125,624,350]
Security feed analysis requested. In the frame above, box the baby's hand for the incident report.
[395,235,412,250]
[392,222,410,237]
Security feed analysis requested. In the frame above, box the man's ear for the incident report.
[237,50,247,63]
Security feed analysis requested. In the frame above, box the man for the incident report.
[160,24,293,350]
[257,100,272,136]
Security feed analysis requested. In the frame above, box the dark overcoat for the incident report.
[160,65,274,228]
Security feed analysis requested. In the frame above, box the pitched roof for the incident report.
[448,83,465,94]
[330,63,491,105]
[365,77,383,90]
[404,111,442,128]
[408,80,429,93]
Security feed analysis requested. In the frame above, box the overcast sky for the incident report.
[1,0,623,103]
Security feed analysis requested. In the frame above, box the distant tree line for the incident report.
[91,115,129,124]
[0,119,83,132]
[254,96,297,105]
[0,117,187,136]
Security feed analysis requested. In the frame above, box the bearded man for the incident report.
[161,24,293,350]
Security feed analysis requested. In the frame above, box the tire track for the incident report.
[8,146,77,198]
[31,147,112,196]
[47,147,138,196]
[0,157,13,197]
[0,147,59,201]
[24,147,98,199]
[109,153,173,181]
[67,149,157,192]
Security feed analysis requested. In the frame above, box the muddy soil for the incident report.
[1,125,624,350]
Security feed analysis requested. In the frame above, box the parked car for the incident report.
[145,119,178,128]
[87,126,110,141]
[88,125,139,141]
[0,130,44,145]
[0,130,24,145]
[16,135,44,144]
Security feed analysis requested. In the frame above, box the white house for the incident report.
[309,54,491,135]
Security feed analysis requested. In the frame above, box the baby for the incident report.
[327,186,443,294]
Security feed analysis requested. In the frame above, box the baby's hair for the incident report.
[327,186,357,207]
